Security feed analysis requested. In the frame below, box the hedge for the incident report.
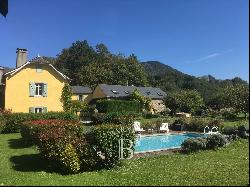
[20,119,83,145]
[91,112,136,125]
[1,112,79,133]
[96,100,141,114]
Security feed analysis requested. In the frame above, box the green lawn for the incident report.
[0,133,249,186]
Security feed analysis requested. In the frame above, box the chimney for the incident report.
[0,66,4,84]
[16,48,28,68]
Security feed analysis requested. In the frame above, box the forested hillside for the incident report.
[142,61,248,104]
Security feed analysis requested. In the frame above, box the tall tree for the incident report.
[55,40,96,85]
[165,89,204,114]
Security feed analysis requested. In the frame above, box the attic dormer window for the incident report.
[157,92,163,96]
[111,90,119,94]
[124,91,129,94]
[36,65,43,73]
[146,91,151,95]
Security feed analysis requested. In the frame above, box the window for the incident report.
[35,83,43,96]
[35,107,43,113]
[157,92,163,96]
[146,91,151,95]
[78,95,83,101]
[111,90,119,94]
[124,91,129,94]
[36,65,43,73]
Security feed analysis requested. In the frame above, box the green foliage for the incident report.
[91,112,135,125]
[1,112,78,133]
[171,117,223,132]
[71,100,87,114]
[206,134,228,149]
[222,84,249,115]
[96,100,141,114]
[61,83,73,112]
[58,143,81,174]
[165,90,204,114]
[92,124,136,168]
[0,114,6,133]
[182,134,228,153]
[181,138,207,153]
[222,126,238,135]
[37,128,82,174]
[220,108,238,120]
[55,41,148,88]
[130,89,152,112]
[20,119,83,145]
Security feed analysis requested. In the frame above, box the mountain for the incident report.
[141,61,248,103]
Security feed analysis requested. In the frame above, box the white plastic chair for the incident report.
[160,123,169,133]
[133,121,145,133]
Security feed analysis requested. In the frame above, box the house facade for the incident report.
[89,84,167,113]
[71,86,92,103]
[0,48,70,113]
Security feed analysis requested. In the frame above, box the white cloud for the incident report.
[186,49,233,63]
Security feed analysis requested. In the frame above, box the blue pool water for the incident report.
[134,133,206,153]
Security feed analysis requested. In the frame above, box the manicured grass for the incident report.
[0,133,249,186]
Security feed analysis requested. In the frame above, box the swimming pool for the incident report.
[134,133,206,153]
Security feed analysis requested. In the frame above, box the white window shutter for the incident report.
[43,83,48,97]
[42,107,47,113]
[29,107,35,113]
[29,82,35,96]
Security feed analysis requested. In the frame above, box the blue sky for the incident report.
[0,0,249,81]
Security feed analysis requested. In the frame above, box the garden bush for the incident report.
[92,124,136,168]
[206,134,228,149]
[37,128,82,174]
[0,114,6,133]
[222,126,238,135]
[181,137,207,153]
[96,100,141,114]
[237,125,248,139]
[185,118,208,132]
[20,119,83,145]
[91,112,135,125]
[220,108,238,120]
[1,112,78,133]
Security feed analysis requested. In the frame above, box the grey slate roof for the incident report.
[1,66,15,74]
[98,84,167,99]
[30,56,50,64]
[71,86,92,94]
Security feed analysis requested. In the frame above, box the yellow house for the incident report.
[71,86,92,103]
[0,48,70,113]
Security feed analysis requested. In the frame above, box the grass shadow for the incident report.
[8,138,33,149]
[10,153,51,172]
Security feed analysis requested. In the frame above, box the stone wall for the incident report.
[150,100,166,114]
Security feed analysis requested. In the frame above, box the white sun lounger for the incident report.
[160,123,169,133]
[133,121,145,133]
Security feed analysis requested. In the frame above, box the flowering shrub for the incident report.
[20,119,83,145]
[1,112,78,133]
[37,128,81,174]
